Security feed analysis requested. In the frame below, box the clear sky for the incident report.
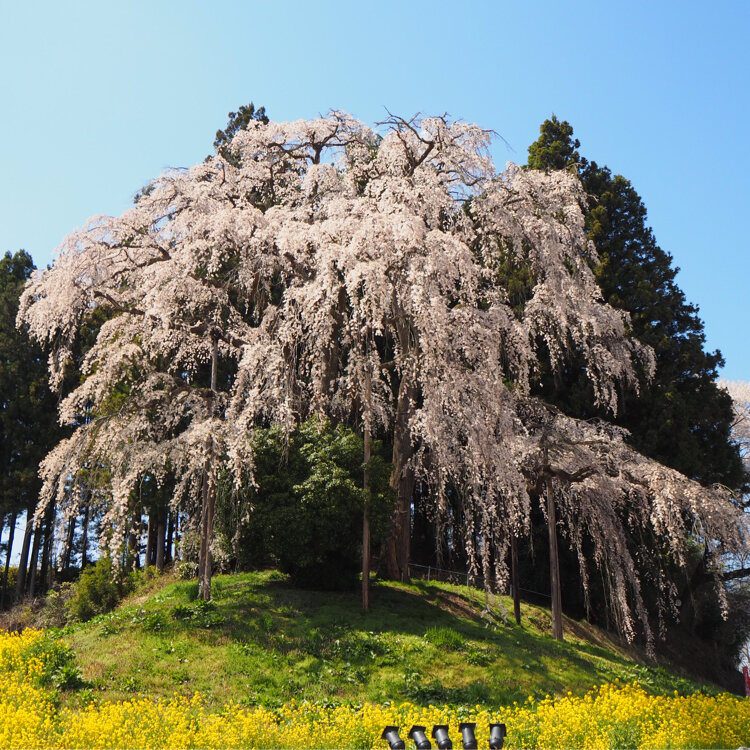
[1,0,748,378]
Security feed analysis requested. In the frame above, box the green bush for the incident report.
[19,631,84,689]
[216,418,394,591]
[66,558,132,622]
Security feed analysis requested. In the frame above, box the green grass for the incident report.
[57,570,716,709]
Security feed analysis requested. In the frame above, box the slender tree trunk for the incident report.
[145,511,155,568]
[173,513,180,561]
[63,515,76,573]
[155,512,166,572]
[511,533,521,625]
[362,426,371,613]
[126,512,140,569]
[80,502,90,569]
[546,478,563,641]
[39,505,55,592]
[27,523,42,597]
[2,512,17,609]
[14,508,33,600]
[166,512,175,564]
[199,336,219,601]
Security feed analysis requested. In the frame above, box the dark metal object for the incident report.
[408,725,432,750]
[431,724,452,750]
[488,723,506,750]
[382,725,406,750]
[458,722,478,750]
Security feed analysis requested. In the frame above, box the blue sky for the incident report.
[1,0,748,378]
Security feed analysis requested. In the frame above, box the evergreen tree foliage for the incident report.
[0,251,64,604]
[213,101,269,165]
[216,419,393,590]
[523,117,747,661]
[0,254,60,535]
[526,116,743,488]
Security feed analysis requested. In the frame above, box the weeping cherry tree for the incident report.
[19,111,747,630]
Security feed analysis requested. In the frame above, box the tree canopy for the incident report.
[1,252,63,521]
[527,115,743,488]
[18,111,747,640]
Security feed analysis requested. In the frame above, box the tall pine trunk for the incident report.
[63,515,76,573]
[27,523,42,597]
[39,505,55,592]
[14,507,33,600]
[80,501,90,569]
[155,512,166,572]
[166,512,175,564]
[127,513,139,569]
[172,513,180,562]
[145,511,155,567]
[2,512,17,609]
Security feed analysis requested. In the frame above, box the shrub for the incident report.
[175,560,199,580]
[217,418,394,591]
[66,558,132,622]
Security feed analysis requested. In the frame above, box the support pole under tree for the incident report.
[198,335,219,602]
[546,476,563,641]
[362,425,371,613]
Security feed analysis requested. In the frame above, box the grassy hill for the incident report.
[48,569,719,709]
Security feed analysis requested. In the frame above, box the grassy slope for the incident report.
[57,570,719,709]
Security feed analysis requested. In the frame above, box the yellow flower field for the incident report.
[2,629,749,749]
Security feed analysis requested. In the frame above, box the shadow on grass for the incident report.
[72,570,712,707]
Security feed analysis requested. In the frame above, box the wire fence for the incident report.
[407,562,552,601]
[408,562,472,587]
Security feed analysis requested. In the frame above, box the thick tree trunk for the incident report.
[362,427,371,613]
[2,512,17,609]
[511,533,521,625]
[383,375,418,582]
[14,508,33,600]
[547,478,563,641]
[198,476,216,600]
